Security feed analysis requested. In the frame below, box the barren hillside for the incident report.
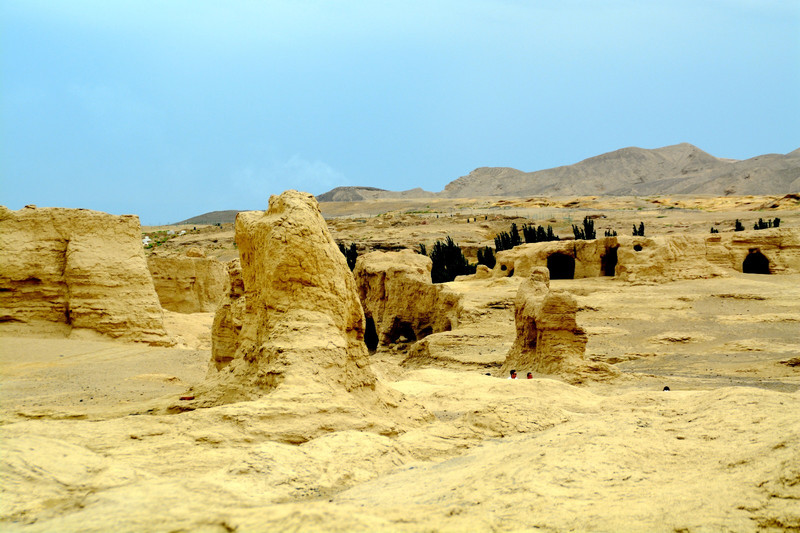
[315,144,800,203]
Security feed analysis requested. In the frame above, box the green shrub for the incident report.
[476,246,496,269]
[573,216,596,240]
[427,236,476,283]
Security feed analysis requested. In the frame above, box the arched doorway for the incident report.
[547,252,575,280]
[601,246,618,276]
[364,316,379,351]
[742,250,770,274]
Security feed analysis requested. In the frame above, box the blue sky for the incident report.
[2,0,798,224]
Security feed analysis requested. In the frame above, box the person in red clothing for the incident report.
[526,372,533,379]
[508,370,517,379]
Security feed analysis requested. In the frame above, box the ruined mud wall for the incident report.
[492,228,800,281]
[0,205,170,344]
[147,250,226,313]
[354,250,462,348]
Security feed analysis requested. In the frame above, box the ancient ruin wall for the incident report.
[147,251,226,313]
[354,250,462,348]
[0,205,170,344]
[492,228,800,281]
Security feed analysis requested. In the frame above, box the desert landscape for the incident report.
[1,184,799,532]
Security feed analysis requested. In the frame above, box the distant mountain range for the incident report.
[175,144,799,224]
[318,143,800,201]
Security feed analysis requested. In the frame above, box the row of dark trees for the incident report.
[730,218,781,233]
[572,217,596,240]
[476,246,496,268]
[418,237,476,283]
[495,222,558,251]
[754,217,780,230]
[572,217,642,239]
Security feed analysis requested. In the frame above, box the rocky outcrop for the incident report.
[501,267,614,383]
[184,191,428,439]
[0,205,171,344]
[492,228,800,282]
[147,250,226,313]
[354,250,462,348]
[209,259,244,371]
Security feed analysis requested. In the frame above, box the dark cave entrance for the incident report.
[742,249,771,274]
[547,252,575,280]
[601,246,618,276]
[387,319,417,344]
[364,316,379,351]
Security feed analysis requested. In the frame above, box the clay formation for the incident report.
[502,267,594,377]
[183,191,427,440]
[147,250,226,313]
[0,205,171,345]
[354,249,462,348]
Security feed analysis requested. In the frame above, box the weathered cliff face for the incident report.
[186,191,428,440]
[0,205,171,345]
[492,228,800,282]
[501,267,590,377]
[147,250,226,313]
[209,259,244,372]
[354,250,462,349]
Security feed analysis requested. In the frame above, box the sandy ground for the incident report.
[2,268,799,531]
[3,195,799,531]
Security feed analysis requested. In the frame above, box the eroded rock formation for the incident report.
[185,191,428,439]
[0,205,171,344]
[354,250,461,348]
[147,250,226,313]
[501,267,600,379]
[209,259,244,371]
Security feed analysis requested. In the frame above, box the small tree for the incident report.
[417,243,427,256]
[510,223,522,247]
[476,246,496,268]
[710,227,719,234]
[494,230,513,251]
[633,222,645,236]
[429,236,476,283]
[604,229,618,237]
[754,217,781,230]
[734,219,745,232]
[572,216,596,240]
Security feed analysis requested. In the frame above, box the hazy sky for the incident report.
[2,1,798,224]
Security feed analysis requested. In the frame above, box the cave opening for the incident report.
[364,316,379,351]
[547,252,575,280]
[742,249,770,274]
[601,246,618,276]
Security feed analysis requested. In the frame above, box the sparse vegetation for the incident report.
[734,219,745,232]
[572,216,596,240]
[421,236,476,283]
[476,246,496,269]
[521,223,558,243]
[710,227,719,234]
[754,217,780,230]
[604,229,618,237]
[632,222,645,236]
[496,222,558,251]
